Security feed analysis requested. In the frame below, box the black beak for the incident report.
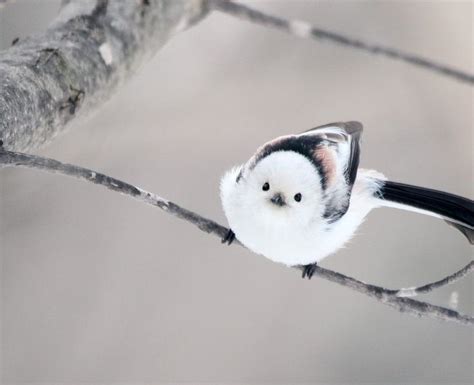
[270,193,286,207]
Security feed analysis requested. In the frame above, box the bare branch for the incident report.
[0,0,209,152]
[393,261,474,297]
[1,147,472,326]
[304,265,473,325]
[211,0,474,85]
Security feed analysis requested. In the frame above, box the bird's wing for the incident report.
[302,121,362,189]
[302,121,363,221]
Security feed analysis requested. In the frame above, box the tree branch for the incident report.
[0,0,209,152]
[393,261,474,298]
[211,0,474,85]
[1,147,472,326]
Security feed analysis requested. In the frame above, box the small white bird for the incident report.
[220,122,474,278]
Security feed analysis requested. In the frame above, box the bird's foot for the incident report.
[301,263,318,279]
[221,228,235,245]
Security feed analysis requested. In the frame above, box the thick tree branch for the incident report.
[0,0,209,152]
[211,0,474,85]
[1,147,472,326]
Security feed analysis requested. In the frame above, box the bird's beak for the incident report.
[270,193,286,207]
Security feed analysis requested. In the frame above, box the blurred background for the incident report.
[1,0,472,383]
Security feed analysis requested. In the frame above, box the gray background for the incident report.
[1,0,472,383]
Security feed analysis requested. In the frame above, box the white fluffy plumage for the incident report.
[221,150,384,266]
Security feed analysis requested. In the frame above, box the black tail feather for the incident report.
[447,222,474,244]
[378,181,474,244]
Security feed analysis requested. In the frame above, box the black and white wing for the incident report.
[301,121,363,221]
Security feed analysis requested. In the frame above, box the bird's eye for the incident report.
[294,193,302,202]
[262,182,270,191]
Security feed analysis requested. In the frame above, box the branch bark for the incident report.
[393,261,474,297]
[1,147,472,326]
[0,0,208,152]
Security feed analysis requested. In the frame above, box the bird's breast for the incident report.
[230,215,342,266]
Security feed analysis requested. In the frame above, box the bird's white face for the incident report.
[239,151,324,228]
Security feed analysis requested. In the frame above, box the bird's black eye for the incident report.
[262,182,270,191]
[294,193,302,202]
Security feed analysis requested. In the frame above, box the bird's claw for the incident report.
[301,263,318,279]
[221,229,235,245]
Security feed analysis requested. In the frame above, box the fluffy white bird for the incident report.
[220,122,474,278]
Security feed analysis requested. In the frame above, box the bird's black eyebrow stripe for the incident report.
[250,136,329,190]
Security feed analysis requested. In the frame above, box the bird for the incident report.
[220,122,474,279]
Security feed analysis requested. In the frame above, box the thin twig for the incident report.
[0,149,228,240]
[1,148,472,326]
[210,0,474,85]
[306,265,473,325]
[393,261,474,297]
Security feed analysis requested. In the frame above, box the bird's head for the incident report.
[238,151,324,226]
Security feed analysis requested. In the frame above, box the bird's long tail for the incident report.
[375,180,474,244]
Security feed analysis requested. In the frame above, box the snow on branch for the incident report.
[1,145,472,326]
[0,0,208,152]
[211,0,474,85]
